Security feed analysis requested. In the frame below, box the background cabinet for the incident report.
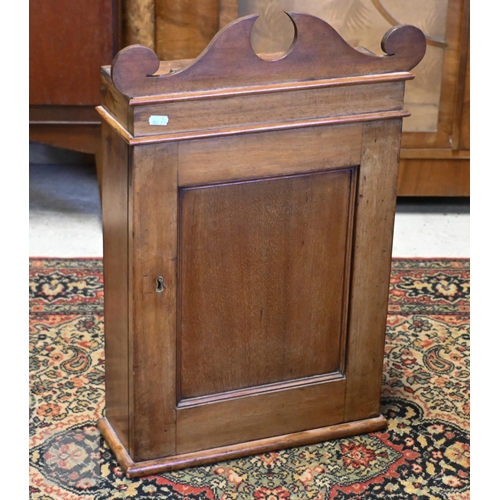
[29,0,121,154]
[233,0,470,197]
[29,0,469,196]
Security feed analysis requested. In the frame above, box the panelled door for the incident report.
[128,120,398,461]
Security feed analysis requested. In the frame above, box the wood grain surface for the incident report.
[398,158,470,196]
[110,13,425,97]
[30,0,116,105]
[132,82,404,137]
[155,0,221,60]
[129,143,178,461]
[344,119,402,421]
[179,169,355,399]
[176,380,347,453]
[178,125,361,186]
[101,122,130,450]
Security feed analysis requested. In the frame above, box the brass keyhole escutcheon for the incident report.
[156,276,166,293]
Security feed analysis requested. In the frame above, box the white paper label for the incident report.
[149,115,169,126]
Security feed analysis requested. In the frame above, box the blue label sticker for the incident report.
[149,115,169,126]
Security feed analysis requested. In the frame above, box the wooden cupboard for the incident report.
[97,13,426,476]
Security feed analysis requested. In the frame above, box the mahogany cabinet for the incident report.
[97,13,426,477]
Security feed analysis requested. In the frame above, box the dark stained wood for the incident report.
[110,14,425,97]
[113,68,409,97]
[29,0,118,105]
[31,0,468,199]
[99,414,387,477]
[98,104,409,147]
[99,12,422,475]
[29,124,100,155]
[29,105,102,154]
[100,77,133,133]
[29,105,101,124]
[95,129,104,200]
[129,143,178,462]
[177,373,343,408]
[101,122,130,450]
[179,169,354,399]
[29,0,120,157]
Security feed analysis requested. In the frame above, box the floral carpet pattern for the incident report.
[29,258,470,499]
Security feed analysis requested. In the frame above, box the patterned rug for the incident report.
[29,258,470,500]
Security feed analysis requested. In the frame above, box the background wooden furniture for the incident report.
[97,13,426,476]
[30,0,468,196]
[233,0,470,197]
[28,0,226,157]
[123,0,469,197]
[29,0,121,155]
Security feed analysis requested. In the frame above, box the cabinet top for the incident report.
[104,12,426,100]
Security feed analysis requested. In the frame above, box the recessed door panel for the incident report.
[179,168,356,401]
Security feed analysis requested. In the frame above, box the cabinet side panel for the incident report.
[130,143,178,461]
[344,119,402,421]
[102,122,130,450]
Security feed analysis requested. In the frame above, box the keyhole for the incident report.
[156,276,166,293]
